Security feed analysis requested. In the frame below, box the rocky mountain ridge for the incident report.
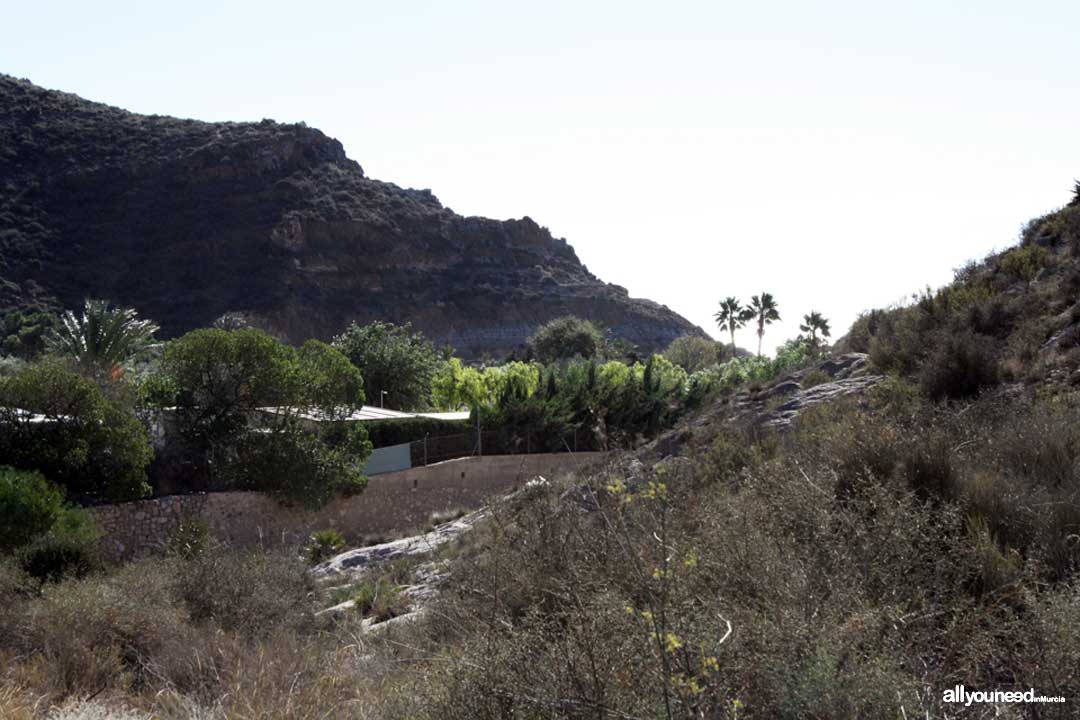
[0,75,703,357]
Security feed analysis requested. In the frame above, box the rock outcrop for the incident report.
[0,75,704,357]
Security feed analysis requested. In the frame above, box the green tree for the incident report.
[0,360,152,501]
[663,335,724,374]
[747,293,781,358]
[46,299,160,378]
[332,321,440,411]
[297,339,366,419]
[0,311,59,359]
[0,467,64,551]
[528,316,605,363]
[713,297,748,357]
[799,311,832,350]
[152,328,370,508]
[432,358,488,411]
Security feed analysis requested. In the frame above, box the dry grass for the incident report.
[3,391,1080,718]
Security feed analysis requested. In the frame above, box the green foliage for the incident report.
[0,310,58,359]
[478,354,692,450]
[0,466,64,551]
[18,505,100,583]
[305,528,346,564]
[747,292,780,357]
[485,360,542,402]
[798,310,831,349]
[713,296,747,352]
[363,417,472,448]
[0,360,152,501]
[297,339,365,416]
[151,328,371,507]
[46,298,160,376]
[999,244,1049,283]
[662,335,724,373]
[685,340,812,407]
[332,320,439,411]
[527,316,605,363]
[0,466,99,584]
[165,518,210,560]
[919,330,999,401]
[431,357,488,411]
[352,578,408,622]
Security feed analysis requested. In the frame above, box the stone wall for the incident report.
[91,452,607,561]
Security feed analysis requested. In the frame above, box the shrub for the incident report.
[0,466,64,551]
[899,433,958,501]
[662,335,724,373]
[13,559,195,696]
[18,506,100,583]
[918,330,999,400]
[305,528,345,564]
[152,328,371,506]
[165,518,210,559]
[0,558,33,636]
[842,309,884,354]
[0,310,58,359]
[229,425,369,509]
[0,360,152,501]
[352,578,409,622]
[176,548,315,636]
[364,416,471,448]
[999,244,1049,283]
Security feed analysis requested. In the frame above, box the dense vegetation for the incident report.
[147,329,372,508]
[6,188,1080,717]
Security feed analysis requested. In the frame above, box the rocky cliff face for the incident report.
[0,75,703,357]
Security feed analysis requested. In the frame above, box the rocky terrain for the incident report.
[0,75,703,357]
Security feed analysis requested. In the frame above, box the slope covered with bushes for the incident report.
[4,197,1080,718]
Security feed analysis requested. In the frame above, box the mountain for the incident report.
[0,75,703,357]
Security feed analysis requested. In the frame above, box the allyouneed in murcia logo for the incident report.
[942,685,1066,706]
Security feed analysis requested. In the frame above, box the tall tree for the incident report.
[46,299,159,377]
[528,316,605,363]
[713,297,748,357]
[153,328,370,508]
[799,311,831,350]
[332,321,440,411]
[748,293,781,358]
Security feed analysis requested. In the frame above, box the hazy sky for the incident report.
[4,1,1079,353]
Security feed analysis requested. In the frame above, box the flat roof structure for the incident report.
[257,406,470,423]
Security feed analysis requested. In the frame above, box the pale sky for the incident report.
[4,1,1079,354]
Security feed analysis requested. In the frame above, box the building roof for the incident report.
[0,407,74,424]
[257,405,470,423]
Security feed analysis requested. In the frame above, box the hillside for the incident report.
[3,195,1080,717]
[0,75,702,357]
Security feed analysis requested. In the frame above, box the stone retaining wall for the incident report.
[91,452,607,561]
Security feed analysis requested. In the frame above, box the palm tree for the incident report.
[748,293,780,358]
[799,311,831,350]
[713,297,747,357]
[46,298,160,376]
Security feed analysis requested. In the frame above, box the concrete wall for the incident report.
[91,452,607,561]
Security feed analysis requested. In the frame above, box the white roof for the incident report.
[0,407,71,424]
[257,406,470,423]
